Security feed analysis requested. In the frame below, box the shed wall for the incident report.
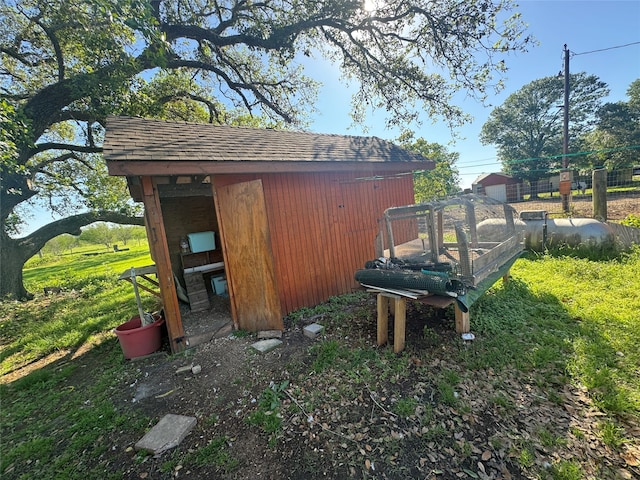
[213,172,415,314]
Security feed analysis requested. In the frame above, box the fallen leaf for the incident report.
[500,465,512,480]
[481,450,492,461]
[622,450,639,467]
[365,459,371,470]
[617,468,633,479]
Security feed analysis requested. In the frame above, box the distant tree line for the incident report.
[42,224,147,256]
[481,76,639,197]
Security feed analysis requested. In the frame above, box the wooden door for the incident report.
[215,179,283,331]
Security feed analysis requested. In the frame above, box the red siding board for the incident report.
[211,171,415,316]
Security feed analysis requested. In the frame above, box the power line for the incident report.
[456,145,640,173]
[571,41,640,57]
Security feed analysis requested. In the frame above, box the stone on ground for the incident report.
[135,414,197,455]
[251,338,283,353]
[303,323,324,339]
[257,329,283,339]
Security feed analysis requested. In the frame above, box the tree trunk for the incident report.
[1,211,144,300]
[1,237,31,300]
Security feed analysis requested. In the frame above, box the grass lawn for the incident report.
[1,244,639,479]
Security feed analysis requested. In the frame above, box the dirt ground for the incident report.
[95,296,639,480]
[509,191,640,220]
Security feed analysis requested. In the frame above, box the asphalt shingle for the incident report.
[103,116,431,165]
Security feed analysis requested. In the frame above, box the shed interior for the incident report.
[139,176,233,343]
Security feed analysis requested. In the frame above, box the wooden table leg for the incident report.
[454,304,470,333]
[377,294,389,346]
[393,297,407,353]
[502,268,511,285]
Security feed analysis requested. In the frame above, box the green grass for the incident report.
[1,244,154,375]
[0,341,148,479]
[463,248,640,416]
[1,241,639,479]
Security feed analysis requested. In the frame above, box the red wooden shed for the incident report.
[104,116,434,353]
[472,172,523,203]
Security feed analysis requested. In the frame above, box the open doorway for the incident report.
[158,181,232,345]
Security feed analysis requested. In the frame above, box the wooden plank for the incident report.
[215,179,283,331]
[454,304,470,333]
[141,176,185,353]
[108,159,422,177]
[377,294,389,346]
[393,297,407,353]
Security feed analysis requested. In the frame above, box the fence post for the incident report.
[592,168,607,221]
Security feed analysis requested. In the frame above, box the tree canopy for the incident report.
[584,79,640,170]
[479,73,608,194]
[397,132,460,202]
[1,0,533,298]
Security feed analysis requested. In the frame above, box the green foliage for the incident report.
[311,340,342,373]
[393,397,418,417]
[550,460,583,480]
[247,380,290,444]
[480,73,609,189]
[597,420,628,449]
[0,341,144,479]
[585,79,640,170]
[397,131,461,201]
[621,213,640,228]
[79,222,117,248]
[188,437,239,472]
[496,252,640,415]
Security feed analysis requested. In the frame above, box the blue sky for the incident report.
[307,0,640,189]
[22,0,640,235]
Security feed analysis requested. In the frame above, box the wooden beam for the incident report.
[107,160,428,177]
[157,183,213,198]
[393,296,407,354]
[454,304,470,334]
[377,294,389,346]
[141,176,186,353]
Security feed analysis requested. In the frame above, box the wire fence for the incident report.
[474,167,640,221]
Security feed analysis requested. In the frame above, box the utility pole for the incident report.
[561,44,570,214]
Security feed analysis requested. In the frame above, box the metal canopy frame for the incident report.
[381,194,523,288]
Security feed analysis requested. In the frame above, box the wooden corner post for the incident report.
[454,304,470,334]
[141,176,185,353]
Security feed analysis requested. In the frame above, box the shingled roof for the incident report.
[104,116,433,176]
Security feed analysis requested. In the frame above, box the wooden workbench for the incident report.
[118,265,161,298]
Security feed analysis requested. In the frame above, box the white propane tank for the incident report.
[477,211,615,251]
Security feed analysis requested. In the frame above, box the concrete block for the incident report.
[303,323,324,339]
[251,339,283,353]
[175,364,193,375]
[135,414,196,455]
